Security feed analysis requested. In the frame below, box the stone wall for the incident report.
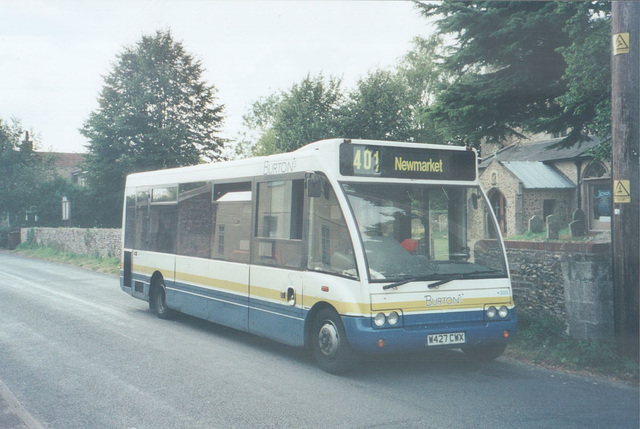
[505,240,613,341]
[522,188,575,229]
[21,227,121,258]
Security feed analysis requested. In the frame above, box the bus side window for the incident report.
[124,190,136,249]
[211,182,252,263]
[176,182,213,258]
[135,189,150,250]
[254,180,304,269]
[307,178,357,279]
[149,186,178,254]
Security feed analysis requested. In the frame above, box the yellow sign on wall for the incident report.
[614,180,631,203]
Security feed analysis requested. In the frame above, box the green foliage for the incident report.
[341,69,413,141]
[81,30,226,226]
[416,1,612,153]
[555,2,611,149]
[242,37,452,157]
[246,75,344,155]
[14,245,120,275]
[25,175,93,227]
[510,314,639,379]
[397,35,451,145]
[0,119,54,226]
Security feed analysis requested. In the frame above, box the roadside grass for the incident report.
[507,228,580,242]
[14,244,120,275]
[506,314,639,382]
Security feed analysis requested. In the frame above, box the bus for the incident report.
[120,138,516,373]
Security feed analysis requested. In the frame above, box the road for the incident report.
[0,252,637,428]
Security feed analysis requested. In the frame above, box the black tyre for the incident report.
[462,343,507,360]
[149,278,172,319]
[312,308,356,374]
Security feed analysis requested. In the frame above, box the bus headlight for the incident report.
[486,306,497,319]
[374,313,386,327]
[387,311,400,326]
[498,306,509,318]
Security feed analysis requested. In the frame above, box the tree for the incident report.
[416,1,611,149]
[340,69,413,142]
[396,35,451,145]
[81,30,226,226]
[243,75,344,155]
[0,120,51,227]
[555,2,611,153]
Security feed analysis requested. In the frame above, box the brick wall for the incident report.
[21,227,121,258]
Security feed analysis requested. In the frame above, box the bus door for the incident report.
[249,178,305,346]
[201,182,252,331]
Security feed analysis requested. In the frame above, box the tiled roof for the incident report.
[502,161,575,189]
[48,152,85,171]
[479,136,600,168]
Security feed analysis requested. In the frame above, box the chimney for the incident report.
[21,131,33,152]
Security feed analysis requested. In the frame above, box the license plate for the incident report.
[427,332,466,346]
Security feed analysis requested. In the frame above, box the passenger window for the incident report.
[135,189,150,250]
[124,190,136,249]
[176,182,213,258]
[211,182,252,263]
[307,177,357,279]
[149,186,178,254]
[254,180,304,268]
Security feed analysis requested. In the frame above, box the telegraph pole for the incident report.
[611,1,640,358]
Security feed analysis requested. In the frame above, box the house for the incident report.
[479,136,610,236]
[47,152,86,186]
[0,147,86,228]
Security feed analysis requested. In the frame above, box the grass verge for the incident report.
[14,244,120,276]
[505,314,639,382]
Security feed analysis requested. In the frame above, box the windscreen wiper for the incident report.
[382,268,504,291]
[383,274,462,290]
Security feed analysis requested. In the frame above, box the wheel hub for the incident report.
[318,321,339,358]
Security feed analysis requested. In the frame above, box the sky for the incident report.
[0,0,434,154]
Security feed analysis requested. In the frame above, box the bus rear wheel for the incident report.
[150,278,172,319]
[312,308,355,374]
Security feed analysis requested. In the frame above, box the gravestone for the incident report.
[546,214,561,239]
[529,215,544,233]
[569,208,586,237]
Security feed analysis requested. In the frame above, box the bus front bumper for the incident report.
[342,308,517,354]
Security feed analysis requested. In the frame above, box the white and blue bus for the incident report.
[120,138,516,373]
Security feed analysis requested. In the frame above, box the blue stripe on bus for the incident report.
[124,271,306,346]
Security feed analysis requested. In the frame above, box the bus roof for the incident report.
[124,138,478,188]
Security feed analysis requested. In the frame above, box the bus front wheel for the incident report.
[149,278,172,319]
[312,308,355,374]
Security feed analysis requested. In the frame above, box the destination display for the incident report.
[339,143,477,181]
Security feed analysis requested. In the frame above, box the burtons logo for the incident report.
[425,294,463,307]
[264,159,296,175]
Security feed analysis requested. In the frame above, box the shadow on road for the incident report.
[136,306,526,379]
